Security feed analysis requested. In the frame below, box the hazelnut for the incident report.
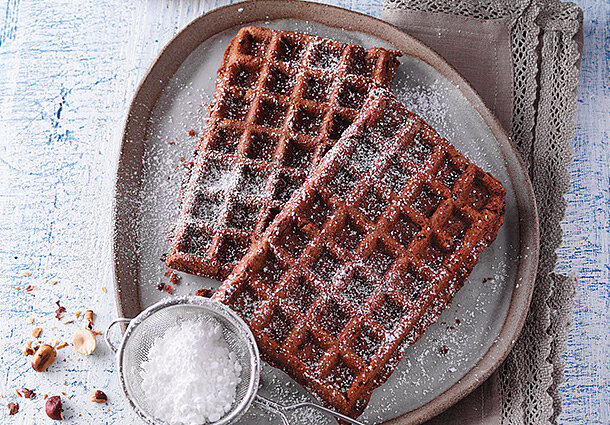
[73,328,96,355]
[8,402,19,415]
[22,388,35,399]
[45,395,63,420]
[88,390,107,403]
[31,344,57,372]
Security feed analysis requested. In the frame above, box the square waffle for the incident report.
[212,89,506,418]
[166,26,401,279]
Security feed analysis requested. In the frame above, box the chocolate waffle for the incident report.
[212,89,506,419]
[166,26,401,279]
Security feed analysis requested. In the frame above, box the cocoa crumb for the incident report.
[168,140,176,145]
[156,283,165,291]
[440,345,449,355]
[482,277,494,283]
[164,270,172,277]
[188,129,196,137]
[7,402,18,415]
[455,318,461,324]
[55,300,66,320]
[22,388,35,399]
[169,272,180,286]
[196,288,213,298]
[183,160,193,169]
[164,285,173,295]
[25,285,34,292]
[160,253,167,262]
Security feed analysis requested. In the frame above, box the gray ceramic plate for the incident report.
[112,1,539,424]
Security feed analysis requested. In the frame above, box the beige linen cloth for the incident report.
[381,0,583,424]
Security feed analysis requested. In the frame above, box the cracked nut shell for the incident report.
[31,344,57,372]
[88,390,107,403]
[45,396,63,420]
[73,328,96,355]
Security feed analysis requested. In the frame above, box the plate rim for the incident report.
[111,1,539,424]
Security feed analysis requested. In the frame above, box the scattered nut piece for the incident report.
[32,327,42,338]
[73,328,96,355]
[55,301,66,320]
[23,272,31,277]
[45,395,63,420]
[88,390,107,403]
[22,388,35,399]
[63,319,74,325]
[50,280,58,285]
[31,344,57,372]
[7,402,19,415]
[15,390,22,397]
[27,317,35,324]
[75,311,81,318]
[24,340,34,356]
[25,285,35,292]
[84,310,94,329]
[101,286,107,293]
[84,310,93,322]
[56,342,68,350]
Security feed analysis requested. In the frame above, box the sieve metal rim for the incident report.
[109,295,261,425]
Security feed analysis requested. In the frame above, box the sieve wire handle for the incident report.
[254,394,366,425]
[104,318,132,353]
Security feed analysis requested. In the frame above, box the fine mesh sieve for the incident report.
[105,296,366,425]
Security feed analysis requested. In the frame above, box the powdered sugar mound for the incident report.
[140,319,242,424]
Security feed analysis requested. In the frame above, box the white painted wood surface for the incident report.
[0,0,606,424]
